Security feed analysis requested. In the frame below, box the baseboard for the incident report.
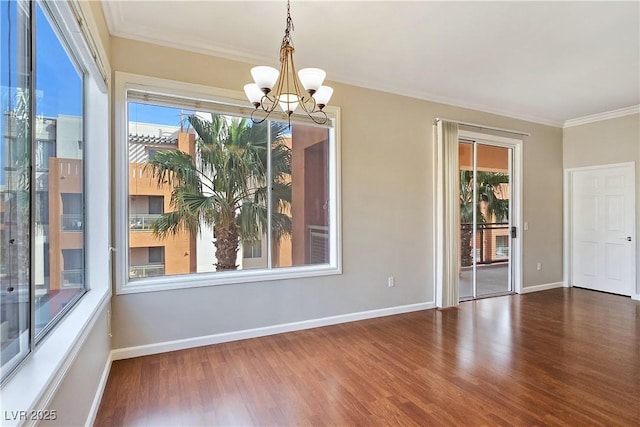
[632,294,640,301]
[519,282,564,294]
[112,301,435,361]
[85,352,112,427]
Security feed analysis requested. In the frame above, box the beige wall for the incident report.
[563,114,639,169]
[109,37,564,350]
[563,113,640,296]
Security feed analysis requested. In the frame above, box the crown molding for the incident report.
[102,1,275,66]
[110,28,566,129]
[101,1,570,130]
[100,0,122,37]
[563,105,640,128]
[326,71,565,128]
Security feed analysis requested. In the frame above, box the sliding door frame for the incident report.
[458,130,523,296]
[434,128,523,306]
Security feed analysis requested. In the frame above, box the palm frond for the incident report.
[146,150,202,190]
[460,170,510,224]
[271,211,293,244]
[236,201,265,242]
[152,210,198,238]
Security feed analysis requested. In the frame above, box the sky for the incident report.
[34,3,83,118]
[1,3,89,185]
[128,102,193,127]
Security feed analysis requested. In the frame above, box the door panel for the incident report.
[459,141,513,300]
[458,142,474,299]
[571,165,635,296]
[475,146,512,297]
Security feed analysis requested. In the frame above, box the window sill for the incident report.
[0,287,110,427]
[118,264,342,295]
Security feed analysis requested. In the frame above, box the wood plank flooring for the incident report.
[95,288,640,426]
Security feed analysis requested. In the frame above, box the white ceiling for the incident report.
[102,0,640,127]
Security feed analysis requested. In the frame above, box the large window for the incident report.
[116,76,340,293]
[1,0,86,382]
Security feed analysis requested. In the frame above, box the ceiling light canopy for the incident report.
[244,0,333,126]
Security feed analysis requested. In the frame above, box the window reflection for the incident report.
[1,0,32,379]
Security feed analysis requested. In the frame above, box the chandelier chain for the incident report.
[281,0,294,49]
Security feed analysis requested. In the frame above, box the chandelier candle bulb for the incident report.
[251,66,279,93]
[244,84,264,107]
[298,68,326,93]
[313,86,333,109]
[278,94,299,115]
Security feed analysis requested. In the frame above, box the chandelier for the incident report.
[244,0,333,126]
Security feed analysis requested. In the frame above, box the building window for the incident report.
[61,193,83,231]
[148,246,164,264]
[242,240,262,259]
[115,76,341,293]
[148,196,163,214]
[147,148,159,161]
[1,1,86,382]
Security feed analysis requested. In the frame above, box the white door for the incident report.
[571,164,635,296]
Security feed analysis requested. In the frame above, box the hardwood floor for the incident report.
[95,288,640,426]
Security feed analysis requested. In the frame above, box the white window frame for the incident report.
[1,0,111,422]
[114,72,342,295]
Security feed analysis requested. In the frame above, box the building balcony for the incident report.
[61,214,83,231]
[61,269,84,288]
[129,263,164,279]
[130,214,161,231]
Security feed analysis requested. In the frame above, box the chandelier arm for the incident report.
[308,110,329,125]
[260,93,276,114]
[280,48,291,105]
[288,48,306,105]
[250,107,269,124]
[286,45,297,91]
[298,94,319,115]
[270,58,286,114]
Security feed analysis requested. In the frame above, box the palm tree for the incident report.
[146,113,292,271]
[459,170,509,266]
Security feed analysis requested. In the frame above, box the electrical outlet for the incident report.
[388,276,395,287]
[536,262,542,271]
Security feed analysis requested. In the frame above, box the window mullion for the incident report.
[266,122,273,269]
[28,0,36,356]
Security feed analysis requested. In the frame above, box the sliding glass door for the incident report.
[459,141,513,300]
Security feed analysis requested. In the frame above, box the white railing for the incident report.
[61,269,84,288]
[61,214,83,231]
[308,225,329,265]
[129,264,165,278]
[129,214,161,231]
